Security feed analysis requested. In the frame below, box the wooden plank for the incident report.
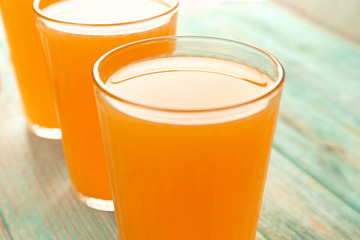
[274,104,360,211]
[0,210,13,240]
[256,232,267,240]
[259,150,360,239]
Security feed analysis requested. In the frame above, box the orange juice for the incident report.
[0,0,59,138]
[35,0,178,209]
[96,54,284,239]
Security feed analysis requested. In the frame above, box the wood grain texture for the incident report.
[1,1,360,239]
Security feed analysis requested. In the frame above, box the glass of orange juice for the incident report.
[34,0,179,211]
[0,0,60,139]
[94,36,285,239]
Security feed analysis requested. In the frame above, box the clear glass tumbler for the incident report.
[0,0,60,139]
[34,0,179,211]
[94,36,285,238]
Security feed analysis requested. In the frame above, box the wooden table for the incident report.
[1,1,359,239]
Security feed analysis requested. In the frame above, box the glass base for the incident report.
[28,122,62,140]
[74,190,114,212]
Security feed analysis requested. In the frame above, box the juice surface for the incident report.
[0,0,59,128]
[42,0,169,24]
[106,57,274,111]
[38,0,177,200]
[99,56,282,239]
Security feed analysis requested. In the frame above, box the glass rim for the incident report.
[33,0,179,27]
[93,36,285,113]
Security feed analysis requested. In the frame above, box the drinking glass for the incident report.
[94,36,285,238]
[34,0,179,211]
[0,0,60,139]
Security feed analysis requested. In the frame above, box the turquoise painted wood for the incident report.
[1,1,360,239]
